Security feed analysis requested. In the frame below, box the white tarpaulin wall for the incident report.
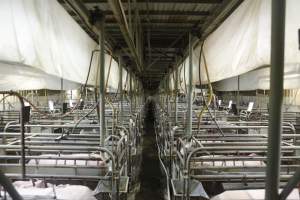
[178,59,188,93]
[0,62,80,91]
[0,0,96,86]
[169,73,174,91]
[93,54,120,92]
[178,0,300,87]
[0,0,124,91]
[214,64,300,91]
[122,70,141,92]
[122,68,128,90]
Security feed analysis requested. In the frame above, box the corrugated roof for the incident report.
[59,0,243,89]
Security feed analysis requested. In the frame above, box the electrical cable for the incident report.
[198,42,224,137]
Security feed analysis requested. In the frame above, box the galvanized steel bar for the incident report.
[279,169,300,200]
[2,94,5,110]
[0,170,23,200]
[237,75,240,114]
[118,54,123,124]
[265,0,286,199]
[187,33,193,136]
[175,66,179,124]
[129,70,133,114]
[166,70,170,115]
[60,77,64,112]
[98,15,106,147]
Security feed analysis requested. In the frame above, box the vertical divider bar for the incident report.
[175,66,178,125]
[265,0,286,199]
[2,94,5,111]
[166,72,170,115]
[118,54,123,125]
[187,33,193,136]
[237,75,240,114]
[60,78,64,111]
[98,14,106,147]
[130,70,133,114]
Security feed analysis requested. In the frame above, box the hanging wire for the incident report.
[197,42,224,136]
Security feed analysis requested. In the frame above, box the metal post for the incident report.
[128,0,132,36]
[175,66,178,125]
[129,70,133,114]
[98,14,106,147]
[2,94,5,111]
[118,54,123,125]
[237,75,240,114]
[166,74,170,115]
[31,90,34,105]
[44,89,48,108]
[60,78,64,111]
[265,0,286,199]
[187,33,193,136]
[35,90,38,105]
[133,78,136,112]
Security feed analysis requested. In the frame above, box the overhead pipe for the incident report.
[265,0,286,199]
[108,0,142,72]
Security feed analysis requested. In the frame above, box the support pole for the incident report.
[187,33,193,136]
[60,78,64,112]
[128,0,132,36]
[44,89,48,107]
[166,74,170,115]
[134,79,137,111]
[175,66,179,125]
[118,54,123,125]
[2,94,5,111]
[31,90,34,105]
[129,70,133,114]
[265,0,286,199]
[98,15,106,147]
[237,75,240,114]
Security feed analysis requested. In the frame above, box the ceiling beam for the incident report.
[84,0,222,4]
[97,10,209,16]
[108,0,143,73]
[105,18,204,24]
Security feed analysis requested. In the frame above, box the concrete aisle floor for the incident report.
[136,101,164,200]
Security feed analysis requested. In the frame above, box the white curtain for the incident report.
[178,0,300,86]
[0,0,124,91]
[214,64,300,91]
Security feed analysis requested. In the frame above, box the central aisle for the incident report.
[136,101,164,200]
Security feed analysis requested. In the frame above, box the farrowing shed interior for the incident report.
[0,0,299,200]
